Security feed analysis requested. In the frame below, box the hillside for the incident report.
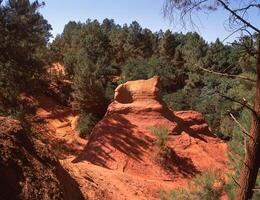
[1,1,259,199]
[0,116,84,200]
[44,76,228,200]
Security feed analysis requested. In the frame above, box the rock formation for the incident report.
[0,116,84,200]
[75,76,227,180]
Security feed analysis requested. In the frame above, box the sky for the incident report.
[40,0,260,43]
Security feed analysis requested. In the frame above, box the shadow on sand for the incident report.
[73,114,153,168]
[162,106,216,142]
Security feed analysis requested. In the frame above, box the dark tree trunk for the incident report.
[235,36,260,200]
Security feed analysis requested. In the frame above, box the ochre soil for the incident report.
[32,94,87,159]
[30,94,229,200]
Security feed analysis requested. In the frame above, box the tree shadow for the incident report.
[56,162,86,200]
[1,123,85,200]
[36,94,72,121]
[159,147,200,178]
[73,114,152,168]
[162,106,216,142]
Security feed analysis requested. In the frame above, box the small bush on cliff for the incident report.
[149,125,172,165]
[160,170,225,200]
[77,112,99,138]
[149,125,169,149]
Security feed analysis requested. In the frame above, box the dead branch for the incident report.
[229,151,252,170]
[229,113,254,141]
[198,66,256,82]
[217,0,260,33]
[229,154,244,167]
[232,176,241,188]
[233,4,260,13]
[217,92,260,120]
[222,25,247,42]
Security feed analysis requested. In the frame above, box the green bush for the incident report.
[160,170,225,200]
[149,125,169,149]
[149,125,172,165]
[77,112,99,138]
[168,189,191,200]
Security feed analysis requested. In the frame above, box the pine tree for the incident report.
[0,0,51,114]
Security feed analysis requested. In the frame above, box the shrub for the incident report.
[169,189,191,200]
[191,170,224,200]
[149,125,169,149]
[160,170,225,200]
[149,125,172,165]
[77,112,99,138]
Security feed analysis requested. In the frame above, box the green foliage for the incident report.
[121,58,149,81]
[51,19,117,118]
[49,19,259,197]
[149,125,169,148]
[77,112,99,138]
[9,104,26,123]
[203,38,241,74]
[164,90,191,111]
[0,0,51,115]
[0,1,257,195]
[191,170,224,199]
[159,30,178,61]
[50,18,257,140]
[161,170,225,200]
[72,58,109,116]
[121,57,184,93]
[149,125,173,165]
[224,77,258,199]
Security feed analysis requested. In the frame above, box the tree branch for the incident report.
[232,176,241,188]
[198,66,256,82]
[233,4,260,12]
[222,25,247,42]
[229,151,252,170]
[217,0,260,33]
[229,112,254,141]
[217,92,260,120]
[252,187,260,191]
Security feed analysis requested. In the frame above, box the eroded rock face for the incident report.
[108,76,169,117]
[76,77,227,181]
[0,117,84,200]
[114,76,160,103]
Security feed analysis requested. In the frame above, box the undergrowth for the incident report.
[160,170,225,200]
[77,112,99,138]
[149,125,169,149]
[149,125,172,165]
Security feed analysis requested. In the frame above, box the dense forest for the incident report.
[0,0,259,199]
[49,19,258,198]
[50,19,256,137]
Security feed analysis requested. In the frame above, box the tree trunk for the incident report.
[235,36,260,200]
